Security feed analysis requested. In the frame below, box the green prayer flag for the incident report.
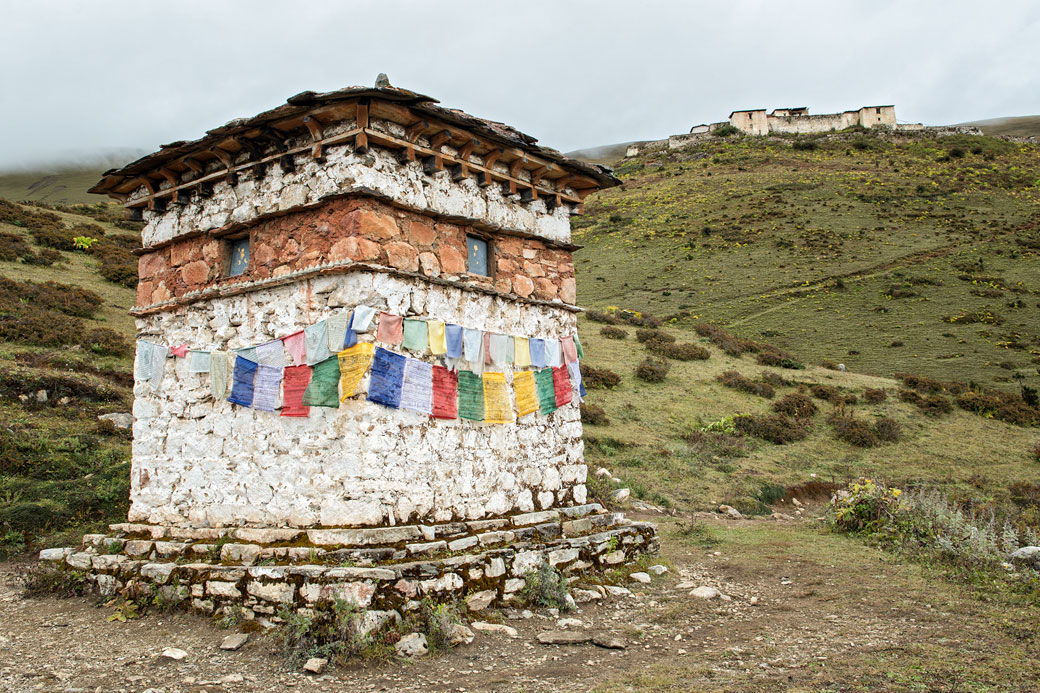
[535,368,558,415]
[302,356,340,407]
[402,319,428,352]
[458,370,485,421]
[574,334,584,359]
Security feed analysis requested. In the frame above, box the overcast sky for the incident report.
[2,0,1038,171]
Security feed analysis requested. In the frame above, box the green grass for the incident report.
[575,130,1040,391]
[0,166,110,205]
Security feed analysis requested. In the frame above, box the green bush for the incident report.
[520,563,571,610]
[636,329,674,344]
[580,364,621,389]
[733,413,807,444]
[0,232,34,261]
[649,341,710,361]
[899,389,953,417]
[864,388,887,403]
[829,415,879,448]
[717,370,774,399]
[636,358,670,383]
[713,124,740,137]
[600,326,627,340]
[580,403,609,426]
[773,393,817,418]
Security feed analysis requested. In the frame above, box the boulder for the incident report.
[1010,546,1040,569]
[219,633,248,651]
[690,586,721,600]
[303,657,327,674]
[629,572,651,584]
[536,630,592,645]
[160,647,188,661]
[718,504,742,518]
[611,488,631,502]
[98,412,134,429]
[395,632,429,657]
[471,622,518,637]
[445,623,474,647]
[592,633,628,650]
[649,564,669,576]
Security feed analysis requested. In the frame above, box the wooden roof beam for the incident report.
[181,157,203,175]
[355,100,369,153]
[302,115,325,159]
[480,149,502,187]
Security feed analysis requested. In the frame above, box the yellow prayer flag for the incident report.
[482,372,514,424]
[428,320,447,355]
[513,370,539,417]
[337,342,374,400]
[514,336,531,368]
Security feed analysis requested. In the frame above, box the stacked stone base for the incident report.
[40,504,657,627]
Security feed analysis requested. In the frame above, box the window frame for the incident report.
[225,233,251,278]
[465,234,492,277]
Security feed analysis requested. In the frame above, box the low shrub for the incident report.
[863,388,887,403]
[29,226,79,251]
[756,350,804,369]
[693,321,766,357]
[88,239,138,288]
[717,370,774,399]
[809,384,842,403]
[635,328,674,344]
[580,403,609,426]
[733,413,808,444]
[713,124,741,137]
[650,341,710,361]
[956,390,1040,427]
[1032,443,1040,464]
[600,326,627,340]
[943,310,1004,325]
[586,310,618,325]
[773,393,817,418]
[15,563,90,598]
[899,389,953,416]
[0,277,103,318]
[0,232,34,261]
[873,417,901,442]
[635,358,670,383]
[617,311,662,328]
[20,248,64,266]
[520,563,571,610]
[761,371,796,388]
[820,360,840,370]
[580,364,621,389]
[829,415,879,448]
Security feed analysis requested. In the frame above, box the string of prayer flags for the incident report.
[529,338,547,369]
[228,355,258,407]
[257,339,286,368]
[506,335,515,364]
[280,365,311,417]
[283,331,306,365]
[573,333,584,359]
[188,350,211,373]
[552,365,573,407]
[304,321,332,365]
[561,336,578,364]
[302,356,340,408]
[489,333,510,367]
[463,328,482,363]
[376,312,403,345]
[514,337,531,368]
[428,320,447,355]
[253,365,283,411]
[237,346,258,364]
[567,360,585,401]
[149,344,169,390]
[402,319,428,352]
[513,370,539,417]
[210,351,229,400]
[170,344,190,358]
[327,313,350,352]
[337,342,374,400]
[400,358,434,414]
[135,341,155,381]
[457,370,484,421]
[368,347,406,408]
[432,365,458,419]
[482,372,514,424]
[343,313,358,349]
[445,324,463,359]
[483,332,493,365]
[351,305,376,332]
[546,338,562,367]
[534,367,557,415]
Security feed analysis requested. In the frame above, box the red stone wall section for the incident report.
[136,198,576,308]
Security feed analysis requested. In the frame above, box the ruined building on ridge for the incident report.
[41,78,658,620]
[723,104,898,135]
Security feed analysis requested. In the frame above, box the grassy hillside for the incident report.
[0,166,112,205]
[575,129,1040,392]
[0,199,140,556]
[958,115,1040,138]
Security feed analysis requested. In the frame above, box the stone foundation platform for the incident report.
[40,504,657,626]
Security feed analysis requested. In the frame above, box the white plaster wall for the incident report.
[133,127,574,249]
[130,272,586,529]
[766,112,857,134]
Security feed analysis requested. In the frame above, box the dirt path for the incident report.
[2,515,1037,692]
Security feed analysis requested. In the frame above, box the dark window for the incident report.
[466,235,489,276]
[228,237,250,277]
[876,108,881,114]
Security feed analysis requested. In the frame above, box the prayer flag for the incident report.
[236,346,258,363]
[513,370,539,417]
[463,328,482,363]
[561,336,578,363]
[553,365,573,407]
[228,356,258,407]
[514,337,531,368]
[327,312,350,352]
[367,347,406,408]
[400,358,434,414]
[529,338,546,368]
[188,350,211,373]
[135,341,155,381]
[149,344,169,390]
[343,313,357,349]
[505,335,514,364]
[567,360,585,401]
[483,372,513,424]
[283,331,306,365]
[305,321,332,365]
[489,334,509,367]
[574,333,584,359]
[546,338,562,367]
[256,339,286,367]
[402,319,429,352]
[457,370,484,421]
[281,365,312,417]
[432,366,458,419]
[352,305,377,332]
[428,321,447,355]
[483,332,493,365]
[337,342,374,400]
[170,344,189,358]
[445,324,463,359]
[210,351,229,400]
[376,312,403,345]
[534,368,557,415]
[253,365,283,411]
[302,356,340,408]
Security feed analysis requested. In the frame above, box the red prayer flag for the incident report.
[281,365,312,417]
[561,335,578,363]
[431,365,458,419]
[483,331,493,365]
[283,331,306,365]
[552,365,573,407]
[170,344,190,358]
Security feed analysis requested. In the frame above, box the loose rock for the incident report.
[303,657,328,674]
[395,632,429,658]
[649,564,669,576]
[630,572,651,584]
[160,647,188,661]
[446,623,474,647]
[690,586,721,600]
[471,622,518,637]
[612,488,631,502]
[718,504,742,518]
[537,630,592,645]
[592,633,628,650]
[219,633,248,651]
[557,618,583,629]
[98,412,134,429]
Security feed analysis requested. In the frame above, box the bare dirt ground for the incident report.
[2,513,1038,693]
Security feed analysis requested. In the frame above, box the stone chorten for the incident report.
[42,80,657,620]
